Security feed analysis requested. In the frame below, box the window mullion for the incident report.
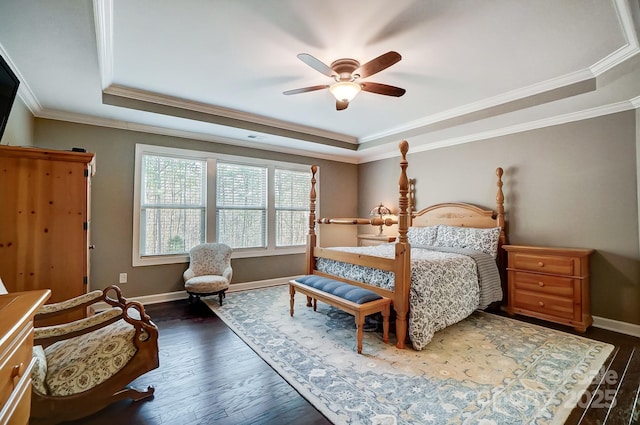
[207,158,216,243]
[267,165,276,249]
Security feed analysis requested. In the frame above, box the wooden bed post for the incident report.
[306,165,318,275]
[394,140,410,349]
[495,167,505,230]
[495,167,507,286]
[408,178,416,226]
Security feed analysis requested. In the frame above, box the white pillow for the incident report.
[0,277,7,295]
[407,226,438,246]
[434,225,501,258]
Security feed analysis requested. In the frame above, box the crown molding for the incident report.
[103,84,358,148]
[590,0,639,75]
[357,99,638,163]
[359,69,596,144]
[93,0,113,89]
[36,108,360,164]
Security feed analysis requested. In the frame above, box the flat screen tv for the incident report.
[0,54,20,142]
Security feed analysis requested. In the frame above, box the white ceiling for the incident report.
[0,0,639,163]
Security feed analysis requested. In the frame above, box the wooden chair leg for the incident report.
[382,304,390,344]
[289,285,295,317]
[355,314,364,354]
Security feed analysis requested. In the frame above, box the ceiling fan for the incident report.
[283,51,406,110]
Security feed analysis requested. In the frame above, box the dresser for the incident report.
[0,146,94,324]
[357,234,396,247]
[0,289,50,425]
[504,245,593,332]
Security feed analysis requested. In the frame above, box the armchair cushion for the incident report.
[184,275,230,293]
[36,319,137,397]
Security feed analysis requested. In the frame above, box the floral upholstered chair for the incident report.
[30,285,159,425]
[183,242,233,306]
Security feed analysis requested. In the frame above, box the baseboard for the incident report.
[92,276,295,311]
[592,315,640,338]
[93,281,640,339]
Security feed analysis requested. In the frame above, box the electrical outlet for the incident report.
[119,273,127,284]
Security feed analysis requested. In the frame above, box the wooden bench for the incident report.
[289,275,391,354]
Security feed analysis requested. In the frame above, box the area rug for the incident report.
[205,285,613,425]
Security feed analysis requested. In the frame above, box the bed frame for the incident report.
[305,140,505,349]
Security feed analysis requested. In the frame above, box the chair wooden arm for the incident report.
[122,301,159,347]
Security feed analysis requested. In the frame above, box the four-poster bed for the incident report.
[305,140,506,349]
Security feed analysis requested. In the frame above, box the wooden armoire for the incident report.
[0,145,94,321]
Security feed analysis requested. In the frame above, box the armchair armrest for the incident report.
[223,266,233,282]
[34,307,124,348]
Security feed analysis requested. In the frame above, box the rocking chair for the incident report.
[29,285,159,425]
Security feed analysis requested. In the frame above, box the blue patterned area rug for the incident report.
[205,285,613,425]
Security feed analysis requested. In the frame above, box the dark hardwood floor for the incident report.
[65,298,639,425]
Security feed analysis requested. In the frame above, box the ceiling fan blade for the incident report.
[360,82,406,97]
[283,85,330,95]
[353,51,402,79]
[297,53,336,77]
[336,100,349,110]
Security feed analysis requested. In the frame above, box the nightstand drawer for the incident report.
[513,291,574,319]
[510,253,576,276]
[512,272,574,297]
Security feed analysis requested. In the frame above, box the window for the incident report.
[140,155,206,256]
[133,144,314,266]
[275,169,311,247]
[216,162,267,249]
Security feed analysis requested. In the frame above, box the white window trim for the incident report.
[132,144,316,267]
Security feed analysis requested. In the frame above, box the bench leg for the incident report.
[305,295,312,308]
[289,284,295,317]
[355,313,364,354]
[382,304,390,344]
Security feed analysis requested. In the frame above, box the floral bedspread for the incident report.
[315,244,494,350]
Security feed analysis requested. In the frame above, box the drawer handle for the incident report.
[538,301,545,307]
[11,362,25,384]
[537,261,544,267]
[538,281,544,287]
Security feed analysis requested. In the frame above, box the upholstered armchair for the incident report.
[29,285,159,425]
[183,242,233,305]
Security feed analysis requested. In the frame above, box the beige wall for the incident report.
[359,111,640,325]
[33,119,358,298]
[1,97,33,146]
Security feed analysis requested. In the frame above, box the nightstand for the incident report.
[504,245,593,332]
[357,234,396,247]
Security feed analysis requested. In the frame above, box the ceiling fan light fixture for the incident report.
[329,81,361,102]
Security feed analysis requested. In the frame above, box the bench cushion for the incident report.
[294,275,382,304]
